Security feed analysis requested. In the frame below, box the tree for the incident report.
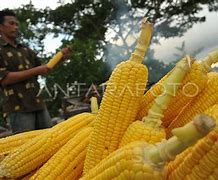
[43,1,115,116]
[104,0,218,67]
[14,3,49,54]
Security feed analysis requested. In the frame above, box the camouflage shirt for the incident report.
[0,37,45,113]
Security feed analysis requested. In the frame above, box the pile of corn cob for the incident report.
[0,18,218,180]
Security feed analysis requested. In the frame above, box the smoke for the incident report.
[104,0,141,70]
[104,3,218,67]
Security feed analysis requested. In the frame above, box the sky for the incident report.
[0,0,218,63]
[153,8,218,63]
[0,0,68,10]
[0,0,71,54]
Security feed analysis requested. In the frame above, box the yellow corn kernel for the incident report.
[30,127,92,180]
[120,56,192,147]
[167,104,218,180]
[0,129,47,159]
[166,72,218,137]
[20,169,38,180]
[90,96,99,114]
[119,121,165,147]
[46,51,63,69]
[0,113,95,179]
[137,49,218,128]
[83,18,152,174]
[167,147,192,175]
[81,115,215,180]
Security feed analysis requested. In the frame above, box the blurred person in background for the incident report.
[0,9,71,134]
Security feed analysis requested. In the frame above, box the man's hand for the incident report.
[61,46,72,60]
[36,65,50,75]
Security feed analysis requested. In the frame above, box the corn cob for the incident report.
[0,156,4,163]
[46,51,63,69]
[137,49,218,127]
[81,114,215,180]
[83,18,152,174]
[0,113,95,179]
[167,104,218,180]
[20,169,38,180]
[0,97,96,163]
[166,147,192,175]
[90,96,99,114]
[119,56,193,147]
[137,70,173,118]
[30,127,92,180]
[0,129,47,161]
[166,72,218,137]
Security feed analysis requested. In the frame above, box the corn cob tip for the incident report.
[141,17,153,29]
[148,115,215,165]
[192,114,216,135]
[185,55,193,68]
[142,55,193,127]
[171,114,215,144]
[130,17,153,64]
[209,48,218,61]
[90,96,99,114]
[201,49,218,71]
[177,55,194,70]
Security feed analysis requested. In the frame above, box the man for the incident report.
[0,9,71,134]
